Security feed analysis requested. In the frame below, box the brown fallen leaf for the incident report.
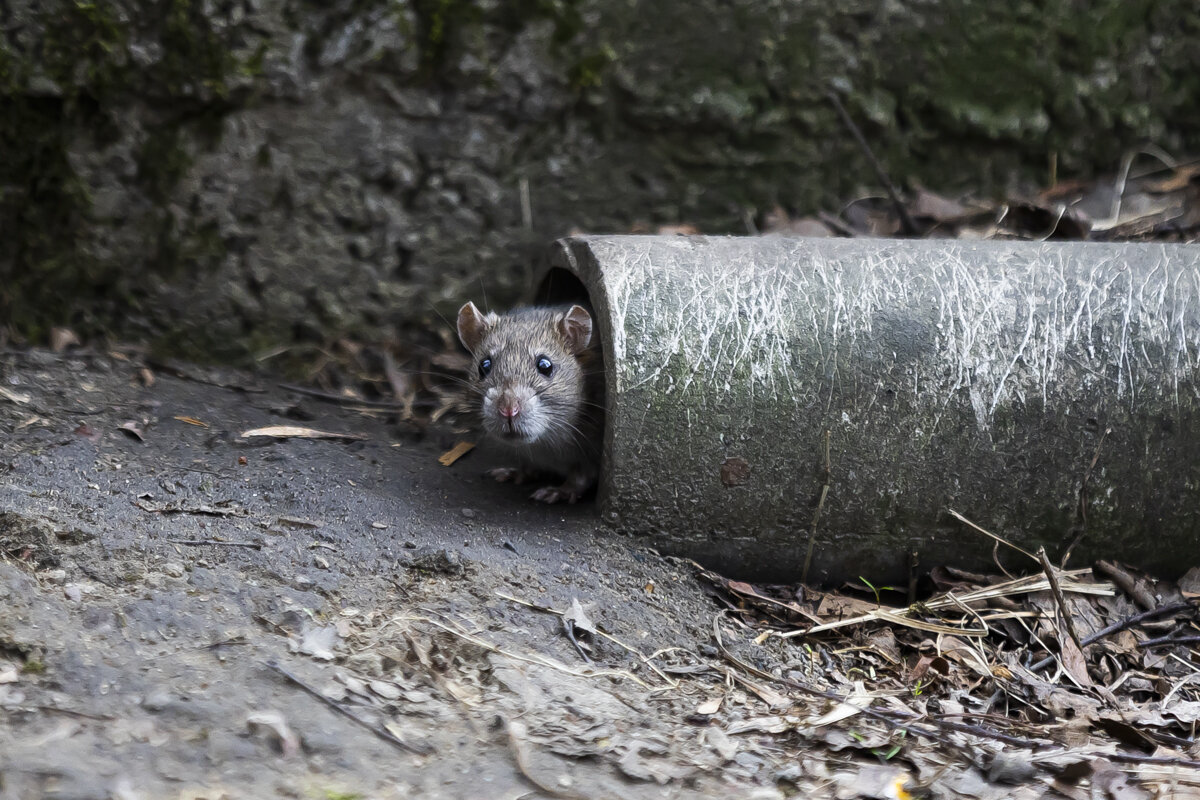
[134,499,243,517]
[240,425,368,441]
[174,416,209,427]
[138,368,156,388]
[438,441,476,466]
[246,710,301,758]
[73,423,102,443]
[118,421,145,441]
[50,327,80,353]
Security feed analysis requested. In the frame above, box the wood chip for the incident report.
[438,441,476,466]
[0,387,31,405]
[240,425,368,441]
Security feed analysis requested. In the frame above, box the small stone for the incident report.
[42,569,67,585]
[294,575,314,589]
[163,562,185,578]
[141,689,173,712]
[64,584,83,603]
[345,652,385,677]
[460,508,477,519]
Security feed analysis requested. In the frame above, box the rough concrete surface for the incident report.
[0,349,762,799]
[6,1,1200,354]
[549,236,1200,583]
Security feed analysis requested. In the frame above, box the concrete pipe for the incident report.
[537,235,1200,584]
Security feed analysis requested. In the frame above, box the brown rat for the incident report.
[456,301,604,503]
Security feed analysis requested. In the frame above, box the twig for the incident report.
[714,614,1052,751]
[561,617,593,664]
[779,568,1109,638]
[907,547,919,606]
[1034,750,1200,770]
[519,177,533,231]
[264,660,433,756]
[1095,560,1157,610]
[1037,547,1085,656]
[1138,634,1200,648]
[168,539,263,549]
[826,89,918,235]
[35,705,116,721]
[277,382,403,409]
[1030,601,1193,672]
[817,210,861,237]
[495,591,676,686]
[801,430,831,584]
[506,719,585,800]
[1102,150,1137,230]
[393,615,650,688]
[947,509,1039,562]
[146,359,266,393]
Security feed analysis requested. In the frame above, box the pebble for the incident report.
[141,688,173,712]
[460,508,477,519]
[42,569,67,585]
[163,562,185,578]
[63,584,83,603]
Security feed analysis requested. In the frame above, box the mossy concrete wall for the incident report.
[2,1,1198,360]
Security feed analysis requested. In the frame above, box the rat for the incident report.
[456,301,604,503]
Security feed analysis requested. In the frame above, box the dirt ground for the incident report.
[0,349,779,799]
[1,348,1194,800]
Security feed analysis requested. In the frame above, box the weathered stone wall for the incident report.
[2,0,1198,360]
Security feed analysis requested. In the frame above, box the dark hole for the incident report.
[535,267,590,306]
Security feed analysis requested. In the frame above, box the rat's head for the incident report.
[456,302,593,448]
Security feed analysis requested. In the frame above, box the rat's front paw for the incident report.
[530,486,580,504]
[487,467,532,484]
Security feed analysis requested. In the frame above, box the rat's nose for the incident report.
[498,402,520,419]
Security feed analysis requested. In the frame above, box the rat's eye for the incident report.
[479,358,492,378]
[536,356,553,377]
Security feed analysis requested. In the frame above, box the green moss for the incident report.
[0,0,262,340]
[155,0,239,100]
[138,126,193,201]
[21,659,46,675]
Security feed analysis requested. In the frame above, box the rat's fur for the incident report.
[457,302,604,503]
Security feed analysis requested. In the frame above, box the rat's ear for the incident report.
[558,305,594,355]
[457,302,491,352]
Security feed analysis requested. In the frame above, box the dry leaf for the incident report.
[73,423,102,442]
[246,710,301,758]
[174,416,208,427]
[50,327,80,353]
[368,680,402,701]
[1059,634,1093,688]
[695,696,722,715]
[564,597,598,636]
[0,387,31,405]
[118,421,145,441]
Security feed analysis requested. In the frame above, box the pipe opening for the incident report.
[533,265,610,507]
[534,267,590,306]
